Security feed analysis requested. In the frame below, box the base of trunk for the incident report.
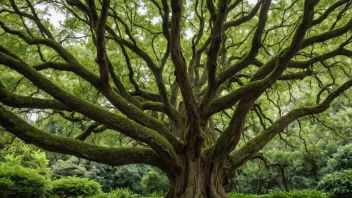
[165,158,228,198]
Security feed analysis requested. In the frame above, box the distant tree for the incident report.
[0,0,351,197]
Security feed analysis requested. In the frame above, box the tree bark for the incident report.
[165,157,228,198]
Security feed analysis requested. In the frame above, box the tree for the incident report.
[0,0,351,197]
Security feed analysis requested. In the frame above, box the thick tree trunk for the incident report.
[165,157,229,198]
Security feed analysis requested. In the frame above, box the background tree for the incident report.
[0,0,351,197]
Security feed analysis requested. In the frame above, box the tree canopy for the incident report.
[0,0,351,197]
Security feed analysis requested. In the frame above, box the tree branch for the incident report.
[223,0,262,30]
[0,52,179,161]
[96,0,110,85]
[0,85,69,111]
[0,103,167,169]
[170,0,200,123]
[230,78,352,169]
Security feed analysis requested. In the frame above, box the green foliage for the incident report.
[269,189,329,198]
[228,190,328,198]
[50,176,101,197]
[0,177,14,197]
[108,188,136,198]
[0,140,50,176]
[141,168,169,195]
[227,192,262,198]
[326,143,352,172]
[267,191,289,198]
[112,165,147,194]
[87,163,148,193]
[318,169,352,198]
[89,188,137,198]
[233,156,283,194]
[50,158,88,179]
[147,191,165,197]
[0,162,48,198]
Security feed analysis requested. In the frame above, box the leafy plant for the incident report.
[141,168,169,195]
[268,191,290,198]
[326,144,352,172]
[50,158,88,179]
[87,163,148,194]
[0,140,50,177]
[0,177,14,197]
[0,163,48,198]
[88,188,137,198]
[50,176,101,197]
[286,189,329,198]
[109,188,136,198]
[227,193,261,198]
[114,165,146,193]
[318,169,352,198]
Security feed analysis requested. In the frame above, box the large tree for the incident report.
[0,0,351,197]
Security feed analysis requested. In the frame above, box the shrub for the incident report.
[228,190,328,198]
[88,188,137,198]
[141,168,169,195]
[318,169,352,198]
[51,158,88,179]
[268,191,289,198]
[147,191,165,197]
[109,188,135,198]
[86,163,148,194]
[227,193,261,198]
[88,193,109,198]
[1,140,50,177]
[0,163,48,198]
[326,143,352,172]
[286,189,328,198]
[50,176,101,197]
[0,177,14,197]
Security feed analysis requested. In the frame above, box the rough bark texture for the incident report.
[0,0,351,197]
[166,157,227,198]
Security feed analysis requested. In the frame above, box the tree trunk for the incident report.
[165,157,229,198]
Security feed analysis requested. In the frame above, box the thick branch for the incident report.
[96,0,110,85]
[230,78,352,169]
[0,39,180,149]
[217,0,271,86]
[0,52,178,161]
[210,0,318,162]
[0,86,69,111]
[170,0,200,122]
[0,103,166,169]
[75,122,106,141]
[279,69,315,80]
[199,0,229,118]
[223,1,262,30]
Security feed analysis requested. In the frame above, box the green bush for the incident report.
[228,190,328,198]
[86,163,148,194]
[109,188,135,198]
[147,191,165,197]
[0,163,48,198]
[51,158,88,179]
[288,189,328,198]
[89,188,137,198]
[227,192,261,198]
[268,189,329,198]
[88,193,109,198]
[326,143,352,172]
[50,176,101,197]
[267,191,289,198]
[318,169,352,198]
[141,168,169,195]
[1,140,50,177]
[0,177,14,197]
